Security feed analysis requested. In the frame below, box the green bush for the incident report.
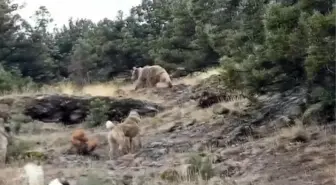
[304,10,335,104]
[186,153,214,180]
[85,98,109,128]
[6,139,36,162]
[219,1,335,105]
[0,65,37,93]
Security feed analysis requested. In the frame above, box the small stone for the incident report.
[192,143,205,152]
[208,176,227,185]
[213,162,237,177]
[132,157,144,166]
[285,105,303,118]
[183,119,196,127]
[213,104,230,115]
[158,121,181,133]
[149,141,164,147]
[270,116,295,128]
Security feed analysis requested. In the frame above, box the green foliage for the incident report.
[0,65,36,93]
[215,0,335,101]
[6,139,36,162]
[186,153,214,180]
[85,98,109,128]
[0,0,333,109]
[12,121,21,134]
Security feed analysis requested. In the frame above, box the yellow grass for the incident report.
[174,67,221,86]
[56,81,134,97]
[0,167,24,185]
[49,67,221,102]
[0,67,222,99]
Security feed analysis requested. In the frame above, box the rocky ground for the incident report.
[0,73,335,185]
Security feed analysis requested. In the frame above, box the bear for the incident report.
[131,65,173,90]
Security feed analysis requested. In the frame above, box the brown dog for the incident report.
[70,129,97,155]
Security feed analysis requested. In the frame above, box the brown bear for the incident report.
[131,65,173,90]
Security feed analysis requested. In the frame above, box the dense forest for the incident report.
[0,0,335,104]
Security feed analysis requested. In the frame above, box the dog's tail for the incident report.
[24,162,44,185]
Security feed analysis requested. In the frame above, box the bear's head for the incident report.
[131,67,142,81]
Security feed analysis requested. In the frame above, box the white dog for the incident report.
[23,162,70,185]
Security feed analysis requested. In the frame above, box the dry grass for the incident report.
[2,67,333,185]
[324,165,336,178]
[278,122,310,143]
[141,95,249,131]
[267,121,310,152]
[0,85,58,98]
[55,81,134,97]
[144,101,212,127]
[0,167,25,185]
[173,67,221,86]
[0,67,221,103]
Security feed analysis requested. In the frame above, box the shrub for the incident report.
[0,65,37,93]
[85,98,109,128]
[6,139,36,162]
[186,153,214,180]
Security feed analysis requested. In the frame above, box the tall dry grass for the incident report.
[0,67,222,99]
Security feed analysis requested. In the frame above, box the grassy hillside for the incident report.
[0,69,334,185]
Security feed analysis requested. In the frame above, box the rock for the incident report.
[147,161,163,167]
[183,119,196,127]
[157,148,168,156]
[138,144,168,161]
[211,153,224,164]
[208,176,227,185]
[122,174,133,185]
[132,157,144,167]
[171,67,190,78]
[213,104,230,115]
[192,143,205,152]
[226,125,253,145]
[0,98,15,106]
[230,109,248,117]
[24,94,163,125]
[213,160,241,177]
[149,141,164,148]
[270,116,295,129]
[219,147,242,157]
[158,121,182,133]
[131,175,155,185]
[285,105,303,118]
[198,91,225,108]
